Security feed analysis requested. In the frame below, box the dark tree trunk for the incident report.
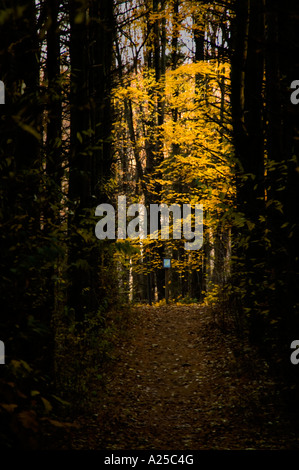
[44,0,63,323]
[230,0,266,340]
[0,0,42,347]
[67,0,114,322]
[264,0,299,380]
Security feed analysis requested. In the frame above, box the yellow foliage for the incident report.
[112,38,234,278]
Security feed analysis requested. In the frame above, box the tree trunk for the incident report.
[67,0,115,322]
[230,0,266,340]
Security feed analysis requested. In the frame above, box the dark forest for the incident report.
[1,0,299,453]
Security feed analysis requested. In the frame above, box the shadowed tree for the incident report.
[0,0,43,357]
[67,0,115,322]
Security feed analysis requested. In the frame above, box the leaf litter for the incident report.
[51,304,299,450]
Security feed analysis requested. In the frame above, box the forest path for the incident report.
[68,304,297,450]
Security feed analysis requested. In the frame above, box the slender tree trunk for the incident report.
[44,0,63,322]
[0,0,42,352]
[67,0,115,322]
[230,0,266,340]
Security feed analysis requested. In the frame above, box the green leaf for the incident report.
[76,131,83,143]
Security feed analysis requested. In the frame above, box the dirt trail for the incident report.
[67,305,298,450]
